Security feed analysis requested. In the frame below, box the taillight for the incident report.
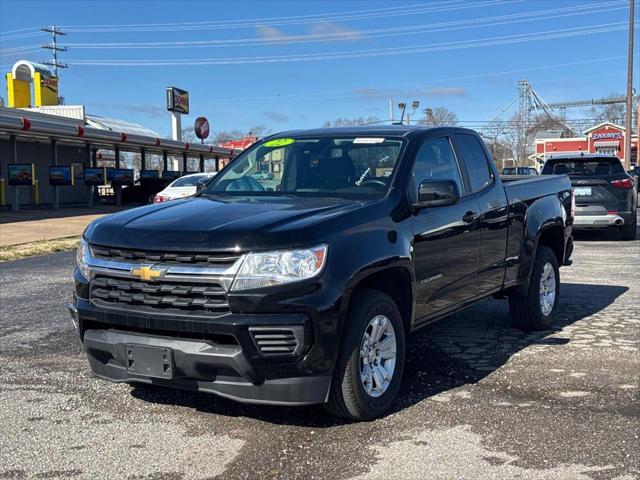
[570,190,576,218]
[153,194,169,203]
[610,178,633,189]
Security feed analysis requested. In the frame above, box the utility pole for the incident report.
[623,0,635,170]
[389,98,395,124]
[517,80,532,166]
[41,26,68,76]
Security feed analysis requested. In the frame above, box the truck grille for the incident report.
[90,275,230,316]
[249,326,304,355]
[90,245,241,267]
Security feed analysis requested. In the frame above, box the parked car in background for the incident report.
[72,126,573,420]
[121,178,170,205]
[153,172,216,203]
[541,154,637,240]
[502,166,538,175]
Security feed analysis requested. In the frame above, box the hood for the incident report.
[86,195,366,251]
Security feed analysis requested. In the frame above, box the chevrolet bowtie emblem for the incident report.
[130,265,166,282]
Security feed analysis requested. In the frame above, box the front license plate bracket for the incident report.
[125,344,174,379]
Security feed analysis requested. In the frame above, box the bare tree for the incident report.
[588,93,628,126]
[417,106,458,126]
[213,125,272,144]
[490,111,571,167]
[322,116,380,127]
[181,128,198,143]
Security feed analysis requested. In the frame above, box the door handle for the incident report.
[462,211,478,224]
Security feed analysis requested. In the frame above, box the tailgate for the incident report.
[571,178,619,206]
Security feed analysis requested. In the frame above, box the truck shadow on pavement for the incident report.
[131,282,628,426]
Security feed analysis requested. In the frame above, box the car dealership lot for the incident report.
[1,216,638,479]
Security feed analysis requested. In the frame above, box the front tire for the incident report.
[325,289,405,421]
[508,246,560,331]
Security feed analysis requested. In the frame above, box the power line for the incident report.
[60,1,453,29]
[199,55,634,105]
[60,0,515,32]
[64,1,626,49]
[0,31,45,41]
[0,26,41,35]
[0,45,42,55]
[1,2,457,38]
[67,22,632,66]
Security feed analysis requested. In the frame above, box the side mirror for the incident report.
[195,179,208,194]
[414,179,460,209]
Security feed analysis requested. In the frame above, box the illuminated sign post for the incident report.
[166,86,189,143]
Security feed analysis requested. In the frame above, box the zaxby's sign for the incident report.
[592,132,623,140]
[166,86,189,115]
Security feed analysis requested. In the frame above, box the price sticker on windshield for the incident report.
[353,138,385,144]
[264,138,295,148]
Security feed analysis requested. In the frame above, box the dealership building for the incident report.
[1,60,236,210]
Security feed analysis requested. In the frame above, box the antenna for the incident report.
[41,26,68,76]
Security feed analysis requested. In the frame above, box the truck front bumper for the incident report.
[69,298,334,406]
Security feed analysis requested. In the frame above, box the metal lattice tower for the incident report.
[516,80,532,165]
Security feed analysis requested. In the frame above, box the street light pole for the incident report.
[623,0,635,169]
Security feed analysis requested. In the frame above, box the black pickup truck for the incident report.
[71,126,573,420]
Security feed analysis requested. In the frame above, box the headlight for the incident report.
[76,239,90,279]
[231,244,328,291]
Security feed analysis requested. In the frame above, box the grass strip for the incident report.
[0,236,80,262]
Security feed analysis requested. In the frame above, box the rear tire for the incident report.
[325,289,405,421]
[620,214,637,241]
[508,246,560,331]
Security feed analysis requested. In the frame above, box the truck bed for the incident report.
[502,174,571,203]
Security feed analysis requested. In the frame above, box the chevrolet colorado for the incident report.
[70,126,573,420]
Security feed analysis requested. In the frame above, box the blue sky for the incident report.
[0,0,637,139]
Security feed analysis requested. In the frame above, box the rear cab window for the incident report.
[541,157,624,176]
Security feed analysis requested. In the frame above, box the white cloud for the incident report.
[256,21,362,44]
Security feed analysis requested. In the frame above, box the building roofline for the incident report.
[583,121,626,134]
[0,107,235,158]
[535,137,587,142]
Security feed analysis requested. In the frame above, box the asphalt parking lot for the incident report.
[1,215,638,480]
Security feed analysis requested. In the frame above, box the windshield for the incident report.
[542,158,624,176]
[202,135,406,199]
[171,174,210,187]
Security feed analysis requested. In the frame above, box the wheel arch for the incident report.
[516,195,567,285]
[341,260,415,334]
[536,225,565,266]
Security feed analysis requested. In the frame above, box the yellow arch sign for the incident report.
[6,60,59,108]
